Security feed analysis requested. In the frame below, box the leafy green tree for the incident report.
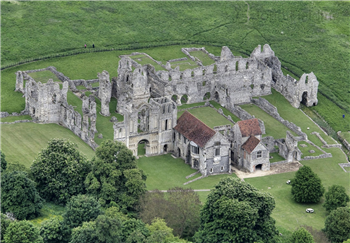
[194,177,278,243]
[6,162,30,174]
[343,239,350,243]
[291,166,325,203]
[324,207,350,243]
[146,218,181,243]
[323,185,350,212]
[126,230,148,243]
[1,171,44,220]
[40,218,71,243]
[290,228,315,243]
[1,150,7,172]
[123,218,150,242]
[140,187,201,238]
[63,194,102,229]
[70,221,98,243]
[85,140,146,212]
[30,139,91,205]
[70,215,123,243]
[1,213,13,241]
[94,215,124,243]
[4,220,43,243]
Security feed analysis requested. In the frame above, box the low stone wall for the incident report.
[0,120,33,125]
[228,106,253,120]
[301,153,332,160]
[252,98,307,139]
[0,110,29,118]
[311,131,342,148]
[270,160,288,165]
[168,57,187,63]
[337,131,350,152]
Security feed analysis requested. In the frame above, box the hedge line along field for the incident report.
[2,1,349,115]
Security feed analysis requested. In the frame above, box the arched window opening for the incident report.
[165,119,168,130]
[235,61,239,71]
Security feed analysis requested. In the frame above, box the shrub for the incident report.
[323,185,350,212]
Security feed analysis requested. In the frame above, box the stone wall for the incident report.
[252,97,307,139]
[337,131,350,152]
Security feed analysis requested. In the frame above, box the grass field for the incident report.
[1,123,95,167]
[189,51,215,66]
[263,89,335,145]
[170,59,199,71]
[209,101,240,122]
[246,147,350,232]
[240,104,296,139]
[0,115,32,122]
[339,132,350,142]
[131,54,165,71]
[298,141,324,158]
[269,152,285,163]
[177,107,233,128]
[28,70,61,83]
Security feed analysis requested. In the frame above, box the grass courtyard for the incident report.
[240,103,296,139]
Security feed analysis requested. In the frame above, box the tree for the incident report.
[0,213,11,242]
[139,187,201,238]
[1,150,7,172]
[63,194,102,229]
[85,140,146,212]
[4,220,43,243]
[122,218,150,242]
[30,138,91,205]
[39,218,71,243]
[194,177,278,243]
[324,207,350,243]
[70,221,98,243]
[290,228,315,243]
[146,218,181,243]
[1,171,44,220]
[323,185,349,212]
[6,162,30,173]
[291,166,325,203]
[70,215,123,243]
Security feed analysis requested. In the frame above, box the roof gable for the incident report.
[174,111,216,148]
[237,118,262,137]
[242,136,260,154]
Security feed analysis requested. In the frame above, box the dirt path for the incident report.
[233,162,302,179]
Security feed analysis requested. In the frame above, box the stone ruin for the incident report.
[251,44,319,108]
[14,44,319,173]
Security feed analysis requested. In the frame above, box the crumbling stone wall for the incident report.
[98,70,111,116]
[21,72,98,149]
[275,131,301,162]
[251,44,319,108]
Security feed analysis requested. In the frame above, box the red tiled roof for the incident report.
[174,111,216,148]
[242,136,260,154]
[237,118,261,137]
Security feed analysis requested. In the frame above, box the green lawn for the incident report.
[339,131,350,142]
[298,142,324,158]
[178,102,205,109]
[28,70,61,83]
[137,154,201,190]
[131,54,166,71]
[246,146,350,232]
[29,203,65,227]
[138,142,146,156]
[170,59,199,71]
[94,97,124,145]
[189,50,215,66]
[1,123,95,168]
[209,101,240,122]
[263,89,335,145]
[177,107,233,128]
[240,104,295,139]
[0,115,32,122]
[67,91,83,116]
[269,152,285,163]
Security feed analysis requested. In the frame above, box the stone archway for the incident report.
[138,139,149,156]
[178,148,181,157]
[255,164,262,171]
[214,91,220,102]
[163,144,168,153]
[293,151,298,161]
[193,159,199,169]
[203,92,211,101]
[301,91,308,106]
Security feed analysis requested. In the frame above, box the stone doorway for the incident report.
[138,139,149,156]
[163,144,168,153]
[255,164,262,171]
[301,91,308,106]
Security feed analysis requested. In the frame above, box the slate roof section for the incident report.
[174,111,216,148]
[242,136,260,154]
[237,118,262,137]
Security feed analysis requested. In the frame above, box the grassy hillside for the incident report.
[2,1,349,115]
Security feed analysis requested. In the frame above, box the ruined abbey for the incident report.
[14,44,319,175]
